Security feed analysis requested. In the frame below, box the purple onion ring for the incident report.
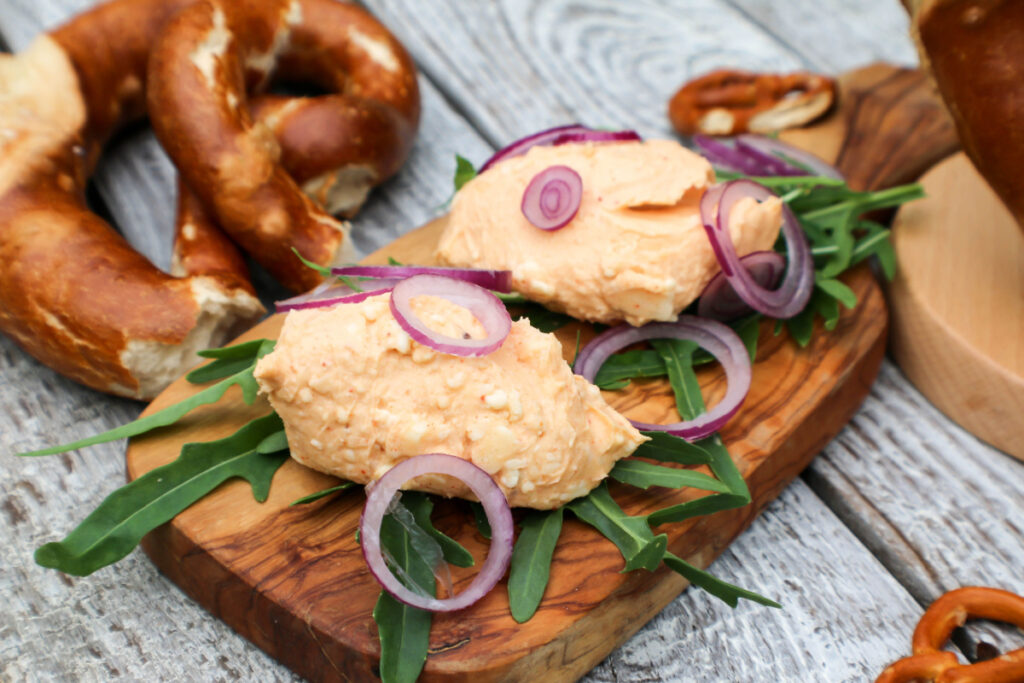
[275,278,403,312]
[480,125,641,172]
[360,454,514,612]
[698,251,785,320]
[389,274,511,357]
[700,180,813,319]
[331,265,512,293]
[521,165,583,231]
[573,316,752,441]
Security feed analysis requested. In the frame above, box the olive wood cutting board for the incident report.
[124,64,952,682]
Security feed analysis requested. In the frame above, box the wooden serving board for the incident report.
[125,64,949,682]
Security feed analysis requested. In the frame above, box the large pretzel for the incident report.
[0,0,419,399]
[876,586,1024,683]
[668,69,835,136]
[148,0,419,293]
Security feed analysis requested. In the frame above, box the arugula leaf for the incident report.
[35,413,288,576]
[815,277,857,310]
[664,552,780,608]
[609,460,731,493]
[402,492,474,568]
[469,501,491,540]
[646,492,749,527]
[567,483,663,572]
[373,514,433,683]
[289,482,355,507]
[387,256,403,266]
[594,349,666,389]
[186,339,275,385]
[290,247,332,277]
[453,154,477,192]
[20,361,268,457]
[634,431,712,466]
[714,171,844,189]
[508,508,563,623]
[650,339,704,421]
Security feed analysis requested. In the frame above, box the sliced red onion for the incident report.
[331,265,512,293]
[389,274,511,356]
[698,251,785,320]
[693,134,766,176]
[360,453,514,612]
[735,135,844,180]
[549,130,642,146]
[573,316,751,440]
[521,165,582,230]
[275,278,402,312]
[700,180,813,319]
[479,125,641,172]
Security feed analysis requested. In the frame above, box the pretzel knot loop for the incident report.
[668,69,835,136]
[876,586,1024,683]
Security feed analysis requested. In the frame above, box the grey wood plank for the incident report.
[586,479,927,683]
[726,0,918,72]
[363,0,812,145]
[807,362,1024,656]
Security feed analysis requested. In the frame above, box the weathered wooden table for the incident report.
[2,1,1022,681]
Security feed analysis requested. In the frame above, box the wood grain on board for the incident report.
[126,215,887,682]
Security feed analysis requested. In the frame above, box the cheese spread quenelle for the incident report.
[436,139,783,326]
[254,293,645,509]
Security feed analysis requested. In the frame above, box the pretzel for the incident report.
[0,0,419,399]
[148,0,420,293]
[668,69,836,137]
[876,586,1024,683]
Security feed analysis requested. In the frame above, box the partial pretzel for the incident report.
[668,69,836,137]
[148,0,420,293]
[876,586,1024,683]
[0,0,264,400]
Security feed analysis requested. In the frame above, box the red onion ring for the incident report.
[700,180,813,319]
[331,265,512,293]
[479,125,641,172]
[574,316,751,440]
[275,278,402,312]
[736,134,844,180]
[521,165,583,231]
[359,453,514,612]
[698,251,785,320]
[389,274,511,357]
[693,134,767,176]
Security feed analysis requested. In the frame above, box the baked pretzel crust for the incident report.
[876,586,1024,683]
[668,69,836,136]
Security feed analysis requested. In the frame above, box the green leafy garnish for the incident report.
[289,482,355,507]
[508,508,563,623]
[402,492,474,568]
[453,154,477,192]
[19,340,275,457]
[35,413,288,576]
[470,501,491,539]
[186,339,274,384]
[567,483,665,573]
[664,553,780,608]
[290,246,332,277]
[373,513,433,683]
[609,459,730,492]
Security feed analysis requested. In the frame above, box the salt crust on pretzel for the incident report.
[0,35,264,399]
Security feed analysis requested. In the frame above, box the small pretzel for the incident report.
[148,0,420,293]
[876,586,1024,683]
[668,69,836,136]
